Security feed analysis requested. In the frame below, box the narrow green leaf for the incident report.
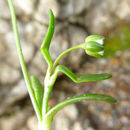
[54,65,112,83]
[31,75,44,112]
[40,9,55,69]
[45,93,117,121]
[55,65,77,81]
[41,9,55,50]
[77,73,112,82]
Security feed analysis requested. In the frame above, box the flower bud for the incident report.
[84,41,104,52]
[82,35,105,58]
[85,50,104,58]
[85,35,104,45]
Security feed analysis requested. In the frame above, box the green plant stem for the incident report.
[51,45,81,74]
[42,84,53,116]
[38,119,51,130]
[42,69,54,117]
[8,0,42,121]
[42,45,82,116]
[42,45,83,115]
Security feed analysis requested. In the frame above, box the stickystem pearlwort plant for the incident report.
[7,0,117,130]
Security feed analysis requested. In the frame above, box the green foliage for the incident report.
[40,9,55,69]
[54,65,112,83]
[45,93,117,122]
[31,75,44,113]
[8,0,117,129]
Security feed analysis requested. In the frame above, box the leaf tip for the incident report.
[48,9,54,18]
[103,73,112,79]
[104,95,117,103]
[110,98,117,103]
[107,73,112,78]
[48,9,52,14]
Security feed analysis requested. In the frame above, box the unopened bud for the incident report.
[81,35,105,58]
[84,41,104,52]
[85,35,104,45]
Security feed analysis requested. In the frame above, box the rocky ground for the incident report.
[0,0,130,130]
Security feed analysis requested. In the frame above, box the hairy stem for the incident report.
[8,0,42,121]
[42,69,54,117]
[42,84,53,116]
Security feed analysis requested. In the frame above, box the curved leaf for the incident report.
[45,93,117,121]
[40,9,55,68]
[54,65,112,83]
[31,75,44,112]
[41,9,55,49]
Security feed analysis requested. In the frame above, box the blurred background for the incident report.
[0,0,130,130]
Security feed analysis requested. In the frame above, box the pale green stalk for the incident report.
[8,0,42,121]
[42,69,56,117]
[51,45,81,74]
[38,119,51,130]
